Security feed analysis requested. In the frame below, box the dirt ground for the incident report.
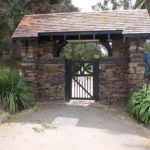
[0,100,150,150]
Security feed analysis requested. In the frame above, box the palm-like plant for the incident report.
[127,85,150,124]
[0,66,34,113]
[134,0,150,13]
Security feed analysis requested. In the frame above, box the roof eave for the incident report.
[123,33,150,38]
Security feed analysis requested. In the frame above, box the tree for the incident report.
[0,0,78,62]
[0,9,12,57]
[8,0,78,28]
[92,0,132,11]
[134,0,150,13]
[63,43,102,61]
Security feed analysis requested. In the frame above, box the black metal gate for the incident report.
[65,60,99,101]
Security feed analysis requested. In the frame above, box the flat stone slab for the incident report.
[51,117,79,127]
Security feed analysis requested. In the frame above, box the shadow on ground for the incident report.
[7,100,150,137]
[0,100,150,150]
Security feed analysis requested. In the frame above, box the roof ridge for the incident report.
[12,9,150,39]
[24,9,148,17]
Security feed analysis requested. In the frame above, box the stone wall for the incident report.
[99,39,129,105]
[128,39,145,94]
[37,63,65,101]
[37,41,65,101]
[13,38,145,104]
[99,59,128,105]
[15,40,65,101]
[99,39,145,105]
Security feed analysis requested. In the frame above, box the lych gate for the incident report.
[12,9,150,105]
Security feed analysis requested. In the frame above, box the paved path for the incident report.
[0,101,150,150]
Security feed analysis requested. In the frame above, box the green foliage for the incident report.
[92,0,132,11]
[0,66,34,114]
[0,11,9,32]
[0,55,11,66]
[0,0,78,61]
[127,85,150,124]
[144,43,150,52]
[92,0,150,11]
[134,0,150,13]
[1,0,78,29]
[63,43,102,61]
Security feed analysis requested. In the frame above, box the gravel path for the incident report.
[0,101,150,150]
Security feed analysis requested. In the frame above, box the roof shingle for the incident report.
[12,9,150,39]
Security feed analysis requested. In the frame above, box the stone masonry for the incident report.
[128,39,145,94]
[99,39,129,105]
[15,40,65,101]
[99,39,145,105]
[14,38,145,104]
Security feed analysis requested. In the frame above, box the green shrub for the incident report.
[0,66,34,114]
[127,85,150,124]
[63,43,102,61]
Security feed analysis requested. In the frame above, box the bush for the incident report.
[0,66,34,114]
[127,85,150,124]
[63,43,102,61]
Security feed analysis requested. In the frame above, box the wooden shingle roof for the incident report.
[12,9,150,39]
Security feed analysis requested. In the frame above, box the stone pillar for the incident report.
[99,39,129,105]
[16,40,65,101]
[19,40,38,92]
[112,39,128,59]
[36,41,65,101]
[37,61,65,101]
[128,38,145,95]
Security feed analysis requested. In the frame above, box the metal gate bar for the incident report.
[65,60,99,101]
[72,76,93,98]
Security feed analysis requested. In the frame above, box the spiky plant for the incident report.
[128,85,150,124]
[0,66,34,113]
